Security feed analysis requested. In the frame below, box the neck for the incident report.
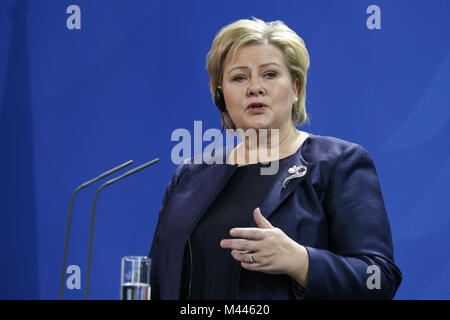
[230,123,302,165]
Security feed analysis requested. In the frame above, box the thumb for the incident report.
[254,207,272,229]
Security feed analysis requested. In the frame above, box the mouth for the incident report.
[246,103,268,114]
[247,102,267,110]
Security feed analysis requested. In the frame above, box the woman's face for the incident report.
[221,43,299,132]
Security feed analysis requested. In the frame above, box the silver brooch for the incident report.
[282,165,307,188]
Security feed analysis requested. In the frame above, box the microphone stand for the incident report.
[85,158,159,300]
[59,160,134,300]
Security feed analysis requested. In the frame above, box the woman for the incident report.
[149,17,402,300]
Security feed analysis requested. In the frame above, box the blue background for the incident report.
[0,0,449,300]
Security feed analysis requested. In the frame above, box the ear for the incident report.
[292,78,300,96]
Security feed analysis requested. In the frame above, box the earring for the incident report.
[294,96,299,103]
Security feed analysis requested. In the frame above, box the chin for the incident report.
[241,120,273,131]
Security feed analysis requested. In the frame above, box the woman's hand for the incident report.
[220,208,309,288]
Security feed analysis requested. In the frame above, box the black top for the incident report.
[180,157,293,299]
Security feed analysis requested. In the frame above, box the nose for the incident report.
[247,77,265,97]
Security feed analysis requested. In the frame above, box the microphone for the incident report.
[59,160,134,300]
[85,158,160,300]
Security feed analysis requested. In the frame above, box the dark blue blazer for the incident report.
[149,133,402,299]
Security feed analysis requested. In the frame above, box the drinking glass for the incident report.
[120,256,151,300]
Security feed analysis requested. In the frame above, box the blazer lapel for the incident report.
[186,146,237,234]
[183,138,314,231]
[251,141,314,226]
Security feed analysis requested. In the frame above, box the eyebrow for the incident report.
[227,62,281,74]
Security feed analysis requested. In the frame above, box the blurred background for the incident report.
[0,0,449,299]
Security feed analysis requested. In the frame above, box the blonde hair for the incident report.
[206,16,310,129]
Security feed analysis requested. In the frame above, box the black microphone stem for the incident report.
[85,158,159,300]
[59,160,133,300]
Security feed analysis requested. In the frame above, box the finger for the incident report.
[241,261,267,271]
[230,249,253,263]
[231,250,262,266]
[253,207,273,229]
[220,239,258,251]
[229,227,266,240]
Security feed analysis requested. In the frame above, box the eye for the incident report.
[265,72,277,79]
[232,75,246,82]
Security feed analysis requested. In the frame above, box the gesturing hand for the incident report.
[220,208,309,287]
